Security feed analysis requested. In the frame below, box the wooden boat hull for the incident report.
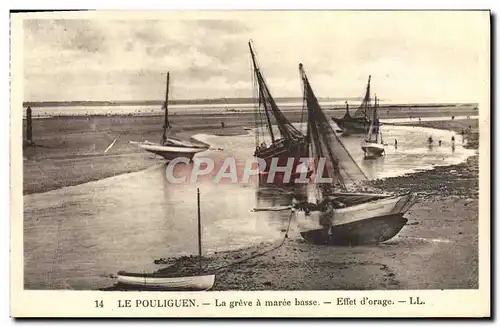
[296,193,417,244]
[300,214,408,245]
[255,138,309,184]
[332,193,417,225]
[116,272,215,291]
[361,142,385,157]
[332,116,373,135]
[138,142,208,161]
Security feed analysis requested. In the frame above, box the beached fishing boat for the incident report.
[361,95,385,157]
[116,188,215,291]
[249,41,310,184]
[332,75,377,135]
[135,72,209,161]
[252,64,417,245]
[297,64,417,244]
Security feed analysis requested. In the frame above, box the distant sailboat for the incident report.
[361,95,385,157]
[332,75,376,135]
[135,72,209,161]
[116,188,215,291]
[249,41,310,184]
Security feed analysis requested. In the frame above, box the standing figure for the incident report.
[394,139,398,149]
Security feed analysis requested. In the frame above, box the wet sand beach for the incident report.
[22,109,479,291]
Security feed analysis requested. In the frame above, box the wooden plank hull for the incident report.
[300,214,408,245]
[298,193,418,245]
[116,272,215,291]
[332,193,417,225]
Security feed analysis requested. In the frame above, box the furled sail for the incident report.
[352,75,373,120]
[299,63,368,193]
[249,41,304,143]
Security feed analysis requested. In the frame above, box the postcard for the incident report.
[10,10,490,318]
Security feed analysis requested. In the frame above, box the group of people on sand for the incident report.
[428,135,456,146]
[393,134,458,149]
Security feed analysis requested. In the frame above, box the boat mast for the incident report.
[249,42,275,143]
[361,75,371,119]
[377,97,384,144]
[161,72,171,145]
[197,188,202,271]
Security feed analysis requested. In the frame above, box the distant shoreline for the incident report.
[22,98,478,108]
[23,97,356,108]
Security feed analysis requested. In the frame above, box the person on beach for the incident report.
[394,139,398,149]
[428,136,433,145]
[221,121,225,129]
[439,140,442,146]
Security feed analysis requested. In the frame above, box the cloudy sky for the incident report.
[22,11,488,103]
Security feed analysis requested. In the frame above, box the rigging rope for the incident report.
[213,209,294,272]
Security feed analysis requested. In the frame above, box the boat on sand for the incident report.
[361,95,385,158]
[249,41,310,184]
[116,189,215,291]
[134,72,209,161]
[332,75,377,136]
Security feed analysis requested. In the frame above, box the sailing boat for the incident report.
[136,72,209,161]
[249,41,310,184]
[116,188,215,291]
[361,95,385,157]
[332,75,376,135]
[253,64,417,245]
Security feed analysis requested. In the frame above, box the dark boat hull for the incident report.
[255,138,310,185]
[332,117,376,135]
[300,214,408,246]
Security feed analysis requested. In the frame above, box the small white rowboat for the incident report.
[361,141,385,157]
[116,271,215,291]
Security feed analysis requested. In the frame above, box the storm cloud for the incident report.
[22,11,488,103]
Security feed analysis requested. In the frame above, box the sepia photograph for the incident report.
[10,9,490,317]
